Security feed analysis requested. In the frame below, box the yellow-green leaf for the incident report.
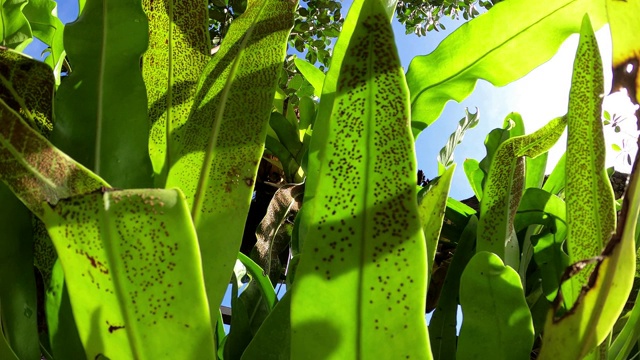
[458,251,534,360]
[0,97,106,218]
[42,189,215,359]
[478,116,566,266]
[291,0,431,358]
[564,13,615,305]
[419,165,455,286]
[537,16,634,359]
[22,0,65,77]
[164,0,296,326]
[0,0,32,51]
[406,0,607,136]
[294,57,325,97]
[607,0,640,107]
[142,0,211,186]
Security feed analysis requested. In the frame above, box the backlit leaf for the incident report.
[164,0,296,326]
[537,16,634,359]
[0,0,32,51]
[419,165,455,286]
[42,189,216,359]
[542,153,566,195]
[564,13,615,303]
[436,108,478,173]
[478,116,566,265]
[406,0,606,136]
[22,0,65,76]
[294,57,325,97]
[142,0,211,186]
[607,0,640,107]
[291,0,431,357]
[515,188,569,302]
[458,251,534,360]
[463,158,483,200]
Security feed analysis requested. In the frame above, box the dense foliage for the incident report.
[0,0,638,359]
[208,0,495,69]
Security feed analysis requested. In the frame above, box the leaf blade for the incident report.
[0,97,107,217]
[42,189,216,359]
[165,0,296,326]
[419,165,455,286]
[457,251,534,360]
[294,57,325,97]
[52,0,153,188]
[564,12,615,301]
[538,16,634,359]
[291,0,431,357]
[22,0,65,75]
[142,0,211,186]
[0,0,32,50]
[406,0,607,135]
[478,116,566,264]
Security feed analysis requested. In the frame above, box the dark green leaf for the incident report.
[429,215,477,360]
[241,292,292,360]
[52,0,152,188]
[0,186,39,359]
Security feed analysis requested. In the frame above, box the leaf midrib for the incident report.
[356,7,381,356]
[94,0,108,176]
[165,0,174,176]
[191,8,266,223]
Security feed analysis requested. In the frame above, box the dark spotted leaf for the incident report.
[142,0,211,186]
[0,96,107,218]
[538,16,634,359]
[42,189,215,359]
[164,0,296,330]
[291,0,431,357]
[253,183,304,283]
[0,48,54,135]
[478,116,566,266]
